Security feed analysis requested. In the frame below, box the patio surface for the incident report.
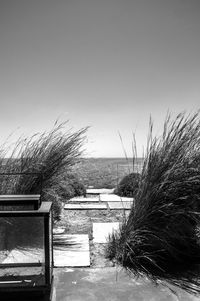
[52,267,199,301]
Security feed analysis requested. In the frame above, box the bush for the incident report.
[65,173,86,197]
[59,183,75,200]
[114,172,141,197]
[107,112,200,295]
[53,172,86,202]
[0,122,88,221]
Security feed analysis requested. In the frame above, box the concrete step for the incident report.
[108,201,132,210]
[68,197,100,203]
[100,194,134,203]
[64,203,107,210]
[86,188,114,195]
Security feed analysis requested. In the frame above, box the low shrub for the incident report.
[58,182,75,200]
[114,172,141,197]
[53,172,86,202]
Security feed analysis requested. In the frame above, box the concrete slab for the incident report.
[53,234,90,267]
[86,188,114,195]
[108,201,133,210]
[93,222,120,243]
[69,197,100,202]
[100,194,134,202]
[100,194,120,202]
[53,267,199,301]
[64,203,107,210]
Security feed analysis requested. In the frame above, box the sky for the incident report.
[0,0,200,157]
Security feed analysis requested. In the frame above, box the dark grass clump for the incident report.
[114,172,141,197]
[107,112,200,295]
[52,172,86,201]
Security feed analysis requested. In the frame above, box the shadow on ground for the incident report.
[53,267,199,301]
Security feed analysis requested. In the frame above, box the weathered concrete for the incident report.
[100,194,134,202]
[108,201,133,210]
[93,222,120,243]
[100,194,120,202]
[52,267,199,301]
[68,197,100,203]
[86,188,114,195]
[64,203,107,210]
[53,234,90,267]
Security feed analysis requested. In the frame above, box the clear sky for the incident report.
[1,0,200,157]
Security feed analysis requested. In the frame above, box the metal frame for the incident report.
[0,195,41,210]
[0,200,53,300]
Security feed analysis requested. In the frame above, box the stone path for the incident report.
[64,203,108,210]
[52,191,200,300]
[100,194,134,203]
[108,201,132,209]
[53,190,130,267]
[68,197,100,202]
[64,193,134,210]
[53,234,90,267]
[54,192,132,267]
[53,223,121,267]
[86,188,114,195]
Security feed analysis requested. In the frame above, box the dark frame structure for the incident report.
[0,197,53,301]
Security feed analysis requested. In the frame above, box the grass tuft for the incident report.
[0,121,88,221]
[107,111,200,295]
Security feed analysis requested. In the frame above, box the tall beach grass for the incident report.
[107,111,200,294]
[0,121,88,221]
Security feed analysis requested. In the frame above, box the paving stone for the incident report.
[69,197,100,202]
[53,234,90,267]
[64,203,107,210]
[86,188,114,195]
[108,201,133,210]
[100,194,134,202]
[93,222,120,243]
[99,194,120,202]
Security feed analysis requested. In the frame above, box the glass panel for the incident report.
[0,216,45,287]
